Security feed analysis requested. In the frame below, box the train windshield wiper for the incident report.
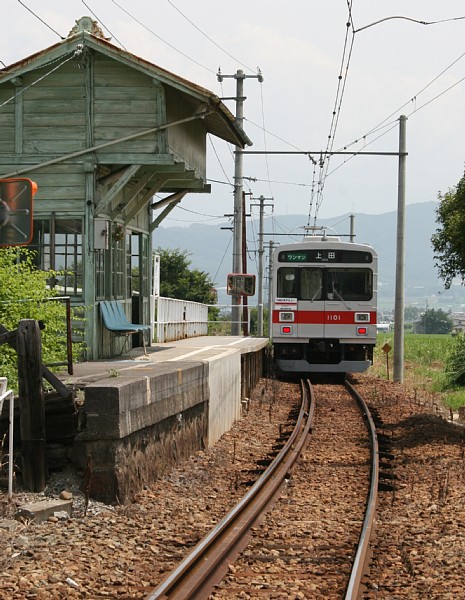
[310,287,322,302]
[332,286,352,310]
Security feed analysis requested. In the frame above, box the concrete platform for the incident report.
[63,336,268,503]
[63,336,269,386]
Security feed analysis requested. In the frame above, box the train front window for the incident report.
[300,268,322,300]
[277,268,297,297]
[326,268,372,301]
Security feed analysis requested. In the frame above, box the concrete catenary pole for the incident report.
[267,241,275,340]
[231,70,245,335]
[251,195,273,336]
[217,68,263,335]
[257,196,265,336]
[393,115,407,383]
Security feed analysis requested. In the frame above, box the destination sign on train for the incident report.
[278,249,373,263]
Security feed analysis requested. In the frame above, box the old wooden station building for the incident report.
[0,16,250,358]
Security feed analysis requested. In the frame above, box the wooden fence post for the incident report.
[17,319,47,491]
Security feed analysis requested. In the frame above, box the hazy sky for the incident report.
[3,0,465,232]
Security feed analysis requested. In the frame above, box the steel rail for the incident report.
[146,379,315,600]
[344,379,379,600]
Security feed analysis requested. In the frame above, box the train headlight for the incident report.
[279,312,295,322]
[356,326,368,336]
[355,312,370,323]
[281,325,293,334]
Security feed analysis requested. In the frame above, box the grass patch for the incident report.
[371,332,465,410]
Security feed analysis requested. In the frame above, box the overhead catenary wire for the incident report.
[313,0,355,224]
[337,44,465,155]
[326,47,465,179]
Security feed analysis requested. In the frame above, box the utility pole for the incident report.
[251,195,273,336]
[267,241,275,339]
[349,214,355,242]
[393,115,407,383]
[217,68,263,335]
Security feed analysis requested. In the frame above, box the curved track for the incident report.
[146,379,378,599]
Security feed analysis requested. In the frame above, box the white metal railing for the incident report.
[152,297,209,343]
[0,377,14,501]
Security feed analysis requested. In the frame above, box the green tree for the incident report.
[155,248,218,320]
[431,172,465,288]
[404,305,420,322]
[0,247,78,391]
[418,308,453,334]
[444,333,465,387]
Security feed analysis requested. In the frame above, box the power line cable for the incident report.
[81,0,127,49]
[17,0,65,39]
[339,47,465,154]
[213,233,233,284]
[0,54,75,109]
[208,135,233,186]
[111,0,216,75]
[354,14,465,34]
[167,0,257,74]
[320,14,465,189]
[258,81,274,198]
[313,0,355,223]
[247,177,312,187]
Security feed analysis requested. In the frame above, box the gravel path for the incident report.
[1,374,464,599]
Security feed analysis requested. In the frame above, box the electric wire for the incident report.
[0,54,75,109]
[354,14,465,34]
[170,205,226,220]
[338,46,465,154]
[326,51,465,179]
[313,0,355,224]
[17,0,65,39]
[244,117,310,153]
[111,0,217,75]
[81,0,127,49]
[212,234,233,284]
[167,0,257,74]
[258,81,273,198]
[208,135,233,186]
[316,11,465,199]
[246,177,312,187]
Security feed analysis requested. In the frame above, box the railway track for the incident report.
[146,379,379,599]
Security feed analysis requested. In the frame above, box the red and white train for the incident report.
[271,235,377,374]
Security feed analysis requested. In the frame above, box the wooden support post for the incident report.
[17,319,47,491]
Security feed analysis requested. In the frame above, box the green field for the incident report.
[372,333,465,410]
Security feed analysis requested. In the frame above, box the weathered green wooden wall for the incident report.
[0,34,221,359]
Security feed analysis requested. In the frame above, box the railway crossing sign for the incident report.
[0,178,38,247]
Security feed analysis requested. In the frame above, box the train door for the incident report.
[296,267,325,339]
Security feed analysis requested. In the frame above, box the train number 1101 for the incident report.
[327,313,341,321]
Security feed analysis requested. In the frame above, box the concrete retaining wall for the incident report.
[72,344,265,504]
[204,349,241,446]
[73,362,208,503]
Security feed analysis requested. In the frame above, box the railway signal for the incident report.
[227,273,256,296]
[0,178,38,247]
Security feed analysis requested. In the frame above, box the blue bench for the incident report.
[100,300,150,355]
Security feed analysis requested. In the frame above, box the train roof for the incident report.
[276,236,377,257]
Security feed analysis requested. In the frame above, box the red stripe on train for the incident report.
[272,310,377,324]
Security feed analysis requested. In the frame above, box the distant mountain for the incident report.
[153,202,465,311]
